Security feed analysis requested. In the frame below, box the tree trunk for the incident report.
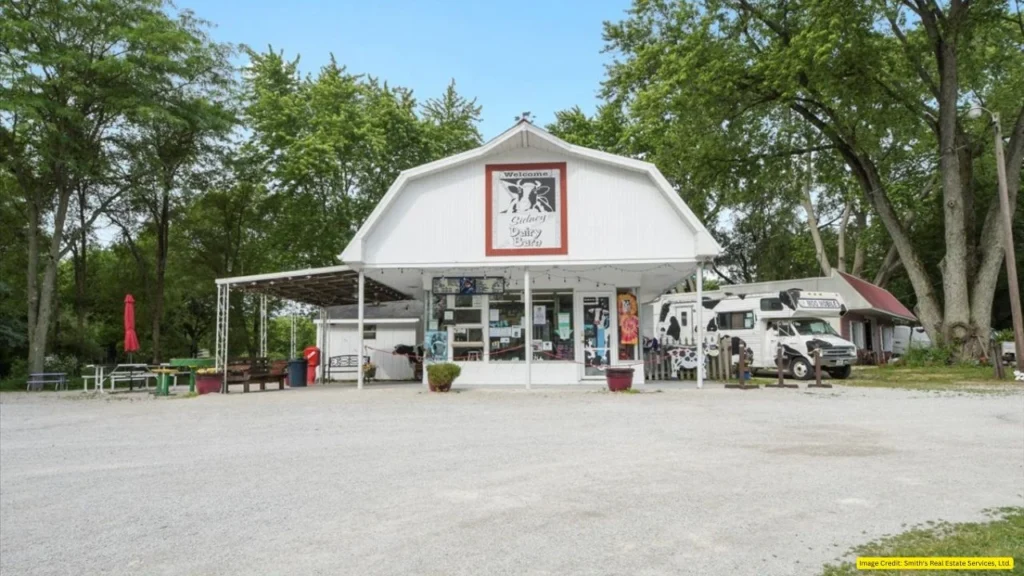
[837,202,851,273]
[28,185,72,374]
[151,191,171,364]
[856,160,944,341]
[801,182,832,276]
[936,33,972,347]
[873,244,902,288]
[851,208,867,277]
[969,107,1024,353]
[788,102,944,341]
[73,185,88,347]
[26,199,39,366]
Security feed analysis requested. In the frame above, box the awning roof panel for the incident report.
[215,265,409,307]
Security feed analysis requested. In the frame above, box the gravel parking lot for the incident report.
[1,384,1022,576]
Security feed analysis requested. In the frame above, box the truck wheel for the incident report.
[828,365,852,379]
[790,358,813,380]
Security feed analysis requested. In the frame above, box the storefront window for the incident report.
[426,291,484,361]
[451,294,484,361]
[489,293,525,361]
[582,295,612,376]
[531,292,574,361]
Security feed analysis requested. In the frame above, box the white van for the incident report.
[892,326,932,356]
[653,289,858,379]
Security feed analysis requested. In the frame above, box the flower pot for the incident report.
[428,380,452,393]
[195,373,223,395]
[605,367,634,392]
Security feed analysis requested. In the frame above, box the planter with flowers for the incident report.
[195,367,223,394]
[362,361,377,381]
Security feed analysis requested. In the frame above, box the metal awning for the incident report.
[214,265,409,307]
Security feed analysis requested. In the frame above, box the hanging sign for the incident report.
[486,162,568,256]
[432,277,505,295]
[557,312,572,340]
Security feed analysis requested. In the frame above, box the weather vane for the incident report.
[515,111,533,123]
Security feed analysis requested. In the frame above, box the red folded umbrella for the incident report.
[124,294,140,353]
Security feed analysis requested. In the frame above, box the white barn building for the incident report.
[214,120,721,389]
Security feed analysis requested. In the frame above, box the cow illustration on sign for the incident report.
[499,179,555,214]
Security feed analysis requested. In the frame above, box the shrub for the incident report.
[426,362,461,392]
[892,345,963,368]
[44,354,79,376]
[993,329,1014,343]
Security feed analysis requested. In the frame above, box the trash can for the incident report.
[287,359,307,388]
[155,372,173,396]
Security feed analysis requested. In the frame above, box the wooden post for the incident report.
[738,342,746,385]
[808,348,832,388]
[777,347,784,386]
[991,339,1006,380]
[726,339,756,389]
[766,345,798,388]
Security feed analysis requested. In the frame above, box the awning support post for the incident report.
[357,269,365,390]
[290,315,296,359]
[217,284,230,394]
[696,261,704,390]
[318,307,327,384]
[215,283,222,371]
[259,293,267,358]
[524,269,532,390]
[422,286,430,389]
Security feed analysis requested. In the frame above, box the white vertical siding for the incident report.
[326,323,418,381]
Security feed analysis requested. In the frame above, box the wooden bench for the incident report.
[327,355,370,381]
[26,372,67,391]
[245,358,287,392]
[225,358,287,393]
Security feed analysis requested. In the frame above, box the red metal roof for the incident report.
[837,271,916,321]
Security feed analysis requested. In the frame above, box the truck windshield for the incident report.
[790,319,839,337]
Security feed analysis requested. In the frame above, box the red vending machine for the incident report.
[304,346,320,384]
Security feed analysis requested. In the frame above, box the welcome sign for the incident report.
[485,162,568,256]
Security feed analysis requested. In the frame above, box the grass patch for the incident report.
[820,507,1024,575]
[843,365,1019,393]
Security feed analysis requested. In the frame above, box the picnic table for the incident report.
[82,364,157,392]
[26,373,67,391]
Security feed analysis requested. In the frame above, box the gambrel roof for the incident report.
[340,120,722,264]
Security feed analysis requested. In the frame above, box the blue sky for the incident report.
[182,0,634,140]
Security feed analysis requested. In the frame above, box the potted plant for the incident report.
[604,366,635,392]
[362,361,377,381]
[426,362,461,392]
[195,367,223,395]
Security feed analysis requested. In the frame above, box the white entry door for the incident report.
[576,292,617,379]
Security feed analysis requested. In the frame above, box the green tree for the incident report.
[110,19,234,362]
[422,79,483,157]
[0,0,236,372]
[592,0,1022,356]
[241,47,483,266]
